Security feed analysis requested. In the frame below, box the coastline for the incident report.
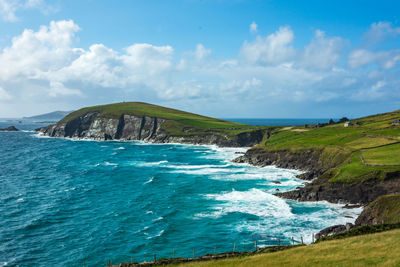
[33,130,363,238]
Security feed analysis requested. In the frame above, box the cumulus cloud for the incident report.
[194,44,211,61]
[348,49,400,69]
[0,0,53,22]
[301,30,344,69]
[240,26,295,65]
[364,21,400,43]
[249,21,258,34]
[0,20,399,117]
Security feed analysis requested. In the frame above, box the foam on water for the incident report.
[201,188,293,218]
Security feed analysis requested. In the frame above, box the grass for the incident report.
[360,194,400,225]
[256,109,400,184]
[362,143,400,166]
[58,102,270,137]
[176,228,400,267]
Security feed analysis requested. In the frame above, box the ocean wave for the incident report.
[164,163,231,170]
[104,162,118,166]
[115,147,125,150]
[145,229,164,239]
[135,160,168,167]
[144,177,154,184]
[199,188,293,218]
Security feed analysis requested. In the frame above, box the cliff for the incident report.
[233,109,400,207]
[38,102,267,147]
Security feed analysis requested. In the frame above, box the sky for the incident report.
[0,0,399,118]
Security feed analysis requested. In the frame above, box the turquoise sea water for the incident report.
[0,122,361,266]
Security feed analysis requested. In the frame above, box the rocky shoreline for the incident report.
[37,112,400,239]
[234,147,400,238]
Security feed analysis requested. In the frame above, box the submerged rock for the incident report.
[0,126,19,131]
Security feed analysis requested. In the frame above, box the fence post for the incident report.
[193,248,196,258]
[154,254,156,262]
[292,237,294,245]
[301,236,304,244]
[173,248,175,258]
[233,243,236,254]
[131,256,133,263]
[255,240,258,251]
[214,247,216,255]
[312,233,315,243]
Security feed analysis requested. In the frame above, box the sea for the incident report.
[0,120,361,266]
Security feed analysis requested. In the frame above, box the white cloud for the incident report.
[250,21,258,34]
[0,0,54,22]
[352,80,387,101]
[194,44,211,61]
[348,49,400,69]
[240,26,295,65]
[0,20,399,117]
[0,86,12,101]
[364,21,400,43]
[301,30,344,69]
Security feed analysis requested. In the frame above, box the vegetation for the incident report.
[176,229,400,266]
[257,109,400,184]
[357,194,400,225]
[58,102,270,137]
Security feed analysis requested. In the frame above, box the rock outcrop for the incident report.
[38,111,264,147]
[233,147,400,205]
[355,194,400,225]
[0,126,19,131]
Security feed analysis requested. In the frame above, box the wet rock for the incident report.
[0,126,19,131]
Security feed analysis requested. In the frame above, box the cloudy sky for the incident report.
[0,0,399,118]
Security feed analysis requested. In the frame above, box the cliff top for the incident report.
[58,102,269,137]
[256,109,400,184]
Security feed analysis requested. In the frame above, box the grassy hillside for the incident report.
[356,194,400,225]
[58,102,267,137]
[256,109,400,183]
[177,228,400,267]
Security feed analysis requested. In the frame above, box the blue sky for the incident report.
[0,0,399,118]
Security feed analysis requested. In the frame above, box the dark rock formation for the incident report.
[276,172,400,205]
[38,112,264,147]
[234,148,400,205]
[0,126,19,131]
[315,223,354,240]
[232,147,330,178]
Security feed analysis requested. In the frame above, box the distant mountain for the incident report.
[23,111,71,122]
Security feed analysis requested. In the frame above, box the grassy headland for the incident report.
[59,102,270,137]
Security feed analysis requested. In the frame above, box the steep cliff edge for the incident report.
[38,102,267,147]
[233,109,400,205]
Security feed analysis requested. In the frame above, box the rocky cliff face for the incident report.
[233,147,400,205]
[38,111,264,147]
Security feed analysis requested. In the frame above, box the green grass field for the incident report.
[257,109,400,183]
[177,229,400,267]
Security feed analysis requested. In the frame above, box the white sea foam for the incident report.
[146,229,164,239]
[135,160,168,167]
[104,162,118,166]
[198,188,293,218]
[152,216,163,222]
[16,198,24,202]
[144,177,154,184]
[115,147,125,150]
